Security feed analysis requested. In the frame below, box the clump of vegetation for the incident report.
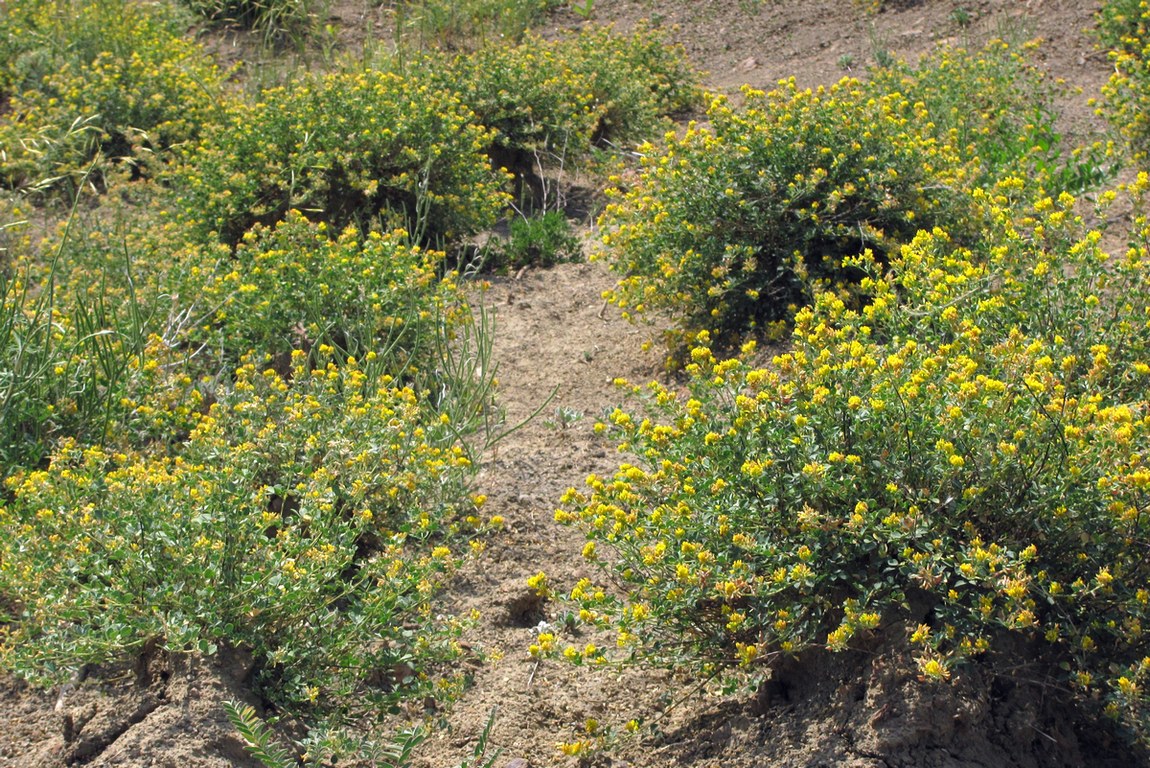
[179,0,319,47]
[1097,0,1150,161]
[553,181,1150,744]
[597,41,1101,355]
[418,27,699,208]
[0,348,489,717]
[0,0,226,197]
[485,211,583,272]
[177,69,509,247]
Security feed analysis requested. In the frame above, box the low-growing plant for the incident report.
[227,700,503,768]
[177,69,508,247]
[0,348,489,717]
[175,211,462,373]
[179,0,320,47]
[598,40,1104,356]
[486,211,583,272]
[553,183,1150,744]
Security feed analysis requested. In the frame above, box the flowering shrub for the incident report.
[0,0,225,196]
[1098,0,1150,160]
[419,27,698,206]
[555,183,1150,743]
[869,39,1111,193]
[598,41,1091,354]
[0,350,487,716]
[175,211,462,371]
[177,69,508,246]
[559,25,700,143]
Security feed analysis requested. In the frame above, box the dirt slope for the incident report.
[1,1,1138,767]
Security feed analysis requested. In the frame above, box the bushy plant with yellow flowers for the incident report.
[0,0,225,197]
[418,27,698,207]
[598,41,1095,354]
[174,211,462,372]
[1098,0,1150,160]
[554,183,1150,743]
[870,39,1112,193]
[177,68,508,247]
[0,347,489,719]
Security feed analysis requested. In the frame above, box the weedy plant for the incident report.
[551,181,1150,745]
[227,701,503,767]
[485,212,583,273]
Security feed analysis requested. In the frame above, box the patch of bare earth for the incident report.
[2,1,1145,767]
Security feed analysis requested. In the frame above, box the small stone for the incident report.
[505,759,529,768]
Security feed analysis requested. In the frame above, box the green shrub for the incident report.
[419,28,698,206]
[178,70,509,246]
[485,211,583,272]
[0,0,225,196]
[598,41,1096,355]
[554,183,1150,743]
[0,349,487,716]
[1097,0,1150,160]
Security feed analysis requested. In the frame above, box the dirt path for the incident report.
[411,260,672,767]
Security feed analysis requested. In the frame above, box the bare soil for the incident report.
[2,1,1143,767]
